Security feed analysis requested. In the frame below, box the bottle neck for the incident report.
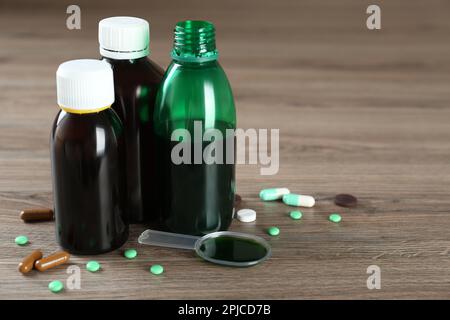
[172,59,218,68]
[171,20,218,63]
[102,56,148,65]
[59,104,111,115]
[100,47,149,60]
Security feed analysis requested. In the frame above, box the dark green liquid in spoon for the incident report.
[198,236,268,263]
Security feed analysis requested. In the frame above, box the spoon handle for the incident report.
[138,229,199,250]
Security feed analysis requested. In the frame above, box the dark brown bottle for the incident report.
[52,59,128,254]
[99,17,164,223]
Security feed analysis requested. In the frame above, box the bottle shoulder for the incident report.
[165,60,228,78]
[52,109,123,140]
[102,57,164,84]
[154,60,236,135]
[159,60,234,96]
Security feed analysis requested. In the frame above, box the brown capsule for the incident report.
[20,208,54,222]
[18,250,43,274]
[334,194,358,208]
[34,251,70,272]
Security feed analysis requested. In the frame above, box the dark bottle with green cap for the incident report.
[99,17,164,223]
[154,20,236,235]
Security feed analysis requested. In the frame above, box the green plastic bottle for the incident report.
[154,20,236,235]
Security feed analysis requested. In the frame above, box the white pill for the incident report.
[236,209,256,222]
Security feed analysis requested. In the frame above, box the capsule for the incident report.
[259,188,290,201]
[282,194,315,208]
[34,251,70,272]
[20,208,54,222]
[18,250,43,274]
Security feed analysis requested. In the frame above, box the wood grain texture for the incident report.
[1,0,450,299]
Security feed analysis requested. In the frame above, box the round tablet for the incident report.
[289,210,302,220]
[48,280,64,293]
[124,249,137,259]
[15,235,29,246]
[334,194,357,208]
[267,226,280,236]
[150,264,164,275]
[329,213,342,223]
[236,209,256,222]
[86,261,101,272]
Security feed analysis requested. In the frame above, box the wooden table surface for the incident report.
[1,0,450,299]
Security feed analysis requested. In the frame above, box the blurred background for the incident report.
[1,0,450,189]
[1,0,450,190]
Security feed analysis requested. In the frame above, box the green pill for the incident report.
[289,211,302,220]
[124,249,137,259]
[150,264,164,275]
[259,188,290,201]
[329,213,342,223]
[267,226,280,236]
[86,261,101,272]
[48,280,64,293]
[15,235,28,246]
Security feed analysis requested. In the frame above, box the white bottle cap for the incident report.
[99,16,150,60]
[56,59,114,113]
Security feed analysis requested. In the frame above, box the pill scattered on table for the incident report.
[35,251,70,272]
[329,213,342,223]
[18,249,43,274]
[20,208,54,222]
[124,249,137,259]
[289,211,302,220]
[150,264,164,275]
[282,194,315,207]
[86,261,101,272]
[267,226,280,236]
[259,188,290,201]
[48,280,64,293]
[236,209,256,222]
[15,235,29,246]
[334,194,357,208]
